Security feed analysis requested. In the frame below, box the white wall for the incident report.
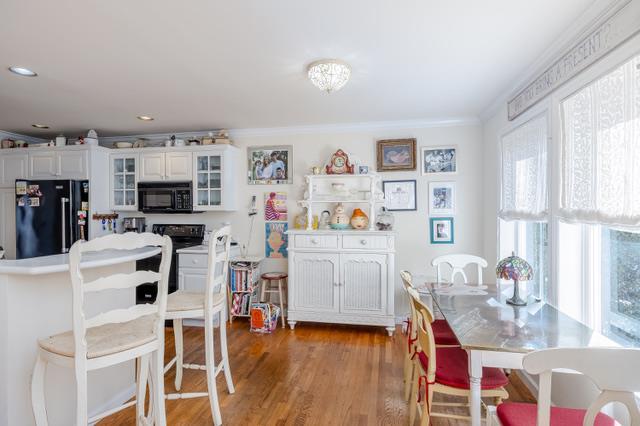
[124,122,485,317]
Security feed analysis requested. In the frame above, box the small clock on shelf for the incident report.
[326,149,355,174]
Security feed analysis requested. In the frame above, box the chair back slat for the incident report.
[69,232,172,360]
[85,304,158,329]
[205,226,232,314]
[523,347,640,426]
[84,271,161,293]
[409,289,437,379]
[431,254,487,285]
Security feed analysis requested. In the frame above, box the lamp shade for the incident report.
[496,252,533,281]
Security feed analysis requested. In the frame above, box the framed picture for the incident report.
[264,191,287,221]
[428,181,455,215]
[376,138,417,171]
[383,180,417,211]
[430,217,454,244]
[265,222,288,258]
[358,165,369,175]
[421,146,457,175]
[248,145,293,184]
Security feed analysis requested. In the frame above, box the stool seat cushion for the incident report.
[261,272,288,280]
[432,319,459,346]
[496,402,616,426]
[418,347,509,390]
[38,315,156,359]
[167,290,225,313]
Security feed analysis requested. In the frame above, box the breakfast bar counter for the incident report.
[0,247,160,426]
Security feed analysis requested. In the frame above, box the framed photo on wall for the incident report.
[428,181,455,216]
[382,180,417,211]
[247,145,293,184]
[376,138,417,171]
[421,146,457,175]
[429,217,454,244]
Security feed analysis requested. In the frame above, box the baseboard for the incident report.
[88,383,135,425]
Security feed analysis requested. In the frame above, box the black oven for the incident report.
[138,181,193,213]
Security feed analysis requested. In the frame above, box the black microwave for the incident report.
[138,181,193,213]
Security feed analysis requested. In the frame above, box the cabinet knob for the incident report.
[360,239,368,245]
[311,238,319,244]
[192,259,199,264]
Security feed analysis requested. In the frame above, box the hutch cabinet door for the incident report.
[339,253,387,315]
[165,152,192,181]
[110,154,138,210]
[291,252,339,313]
[139,152,166,181]
[193,154,223,210]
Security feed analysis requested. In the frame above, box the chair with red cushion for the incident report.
[487,347,640,426]
[407,286,509,425]
[400,272,460,402]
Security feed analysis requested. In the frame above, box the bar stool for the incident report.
[260,272,288,328]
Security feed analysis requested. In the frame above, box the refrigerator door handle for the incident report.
[61,197,69,253]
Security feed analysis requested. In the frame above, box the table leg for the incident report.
[468,350,483,426]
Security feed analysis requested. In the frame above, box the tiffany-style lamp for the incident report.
[496,252,533,306]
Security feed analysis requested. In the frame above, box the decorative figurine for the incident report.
[326,149,355,174]
[319,210,331,230]
[350,208,369,230]
[330,203,351,229]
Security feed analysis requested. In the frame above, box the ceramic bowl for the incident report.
[115,142,133,149]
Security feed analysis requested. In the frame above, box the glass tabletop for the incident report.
[418,282,602,353]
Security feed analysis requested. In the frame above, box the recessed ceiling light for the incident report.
[8,66,37,77]
[32,124,49,129]
[137,115,154,121]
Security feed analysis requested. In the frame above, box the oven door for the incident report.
[138,185,176,213]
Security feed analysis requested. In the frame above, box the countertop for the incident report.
[176,244,249,260]
[0,246,161,275]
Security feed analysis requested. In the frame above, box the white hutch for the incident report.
[287,174,396,335]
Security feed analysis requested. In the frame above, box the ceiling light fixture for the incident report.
[307,59,351,93]
[137,115,154,121]
[32,124,49,129]
[8,66,38,77]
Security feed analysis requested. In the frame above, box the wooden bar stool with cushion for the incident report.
[406,286,509,425]
[31,233,172,426]
[487,347,640,426]
[259,272,288,328]
[400,271,460,402]
[157,226,235,426]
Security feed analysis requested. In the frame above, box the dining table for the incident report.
[417,281,609,426]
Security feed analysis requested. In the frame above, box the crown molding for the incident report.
[0,130,48,145]
[479,0,627,122]
[228,117,480,138]
[99,130,220,144]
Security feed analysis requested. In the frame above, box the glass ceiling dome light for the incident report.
[307,59,351,93]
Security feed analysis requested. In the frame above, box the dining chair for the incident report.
[31,232,172,426]
[431,254,488,286]
[407,286,509,425]
[487,347,640,426]
[400,271,459,401]
[160,225,235,426]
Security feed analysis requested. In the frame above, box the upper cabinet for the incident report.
[139,152,192,182]
[193,148,237,211]
[0,152,28,187]
[29,150,88,180]
[110,153,138,210]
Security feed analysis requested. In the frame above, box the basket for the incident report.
[249,303,281,334]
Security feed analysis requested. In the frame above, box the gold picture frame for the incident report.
[376,138,417,172]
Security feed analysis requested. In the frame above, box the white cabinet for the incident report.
[287,231,395,335]
[29,150,88,179]
[139,152,192,181]
[0,188,16,259]
[0,153,28,187]
[192,150,237,211]
[109,153,138,210]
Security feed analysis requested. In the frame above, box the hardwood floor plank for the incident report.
[98,322,534,425]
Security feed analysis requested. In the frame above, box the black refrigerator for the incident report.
[15,179,90,259]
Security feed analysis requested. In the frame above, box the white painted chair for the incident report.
[487,347,640,426]
[161,225,235,426]
[31,232,172,426]
[431,254,488,287]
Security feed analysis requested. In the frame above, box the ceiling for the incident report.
[0,0,596,138]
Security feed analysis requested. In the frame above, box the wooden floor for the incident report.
[99,322,534,425]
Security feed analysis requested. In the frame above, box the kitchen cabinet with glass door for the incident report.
[110,153,138,210]
[192,146,237,211]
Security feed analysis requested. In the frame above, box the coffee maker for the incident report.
[122,217,146,233]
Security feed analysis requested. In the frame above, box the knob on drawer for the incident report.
[311,238,319,244]
[192,258,199,264]
[360,239,368,245]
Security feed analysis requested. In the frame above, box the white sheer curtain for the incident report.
[500,114,548,221]
[560,54,640,227]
